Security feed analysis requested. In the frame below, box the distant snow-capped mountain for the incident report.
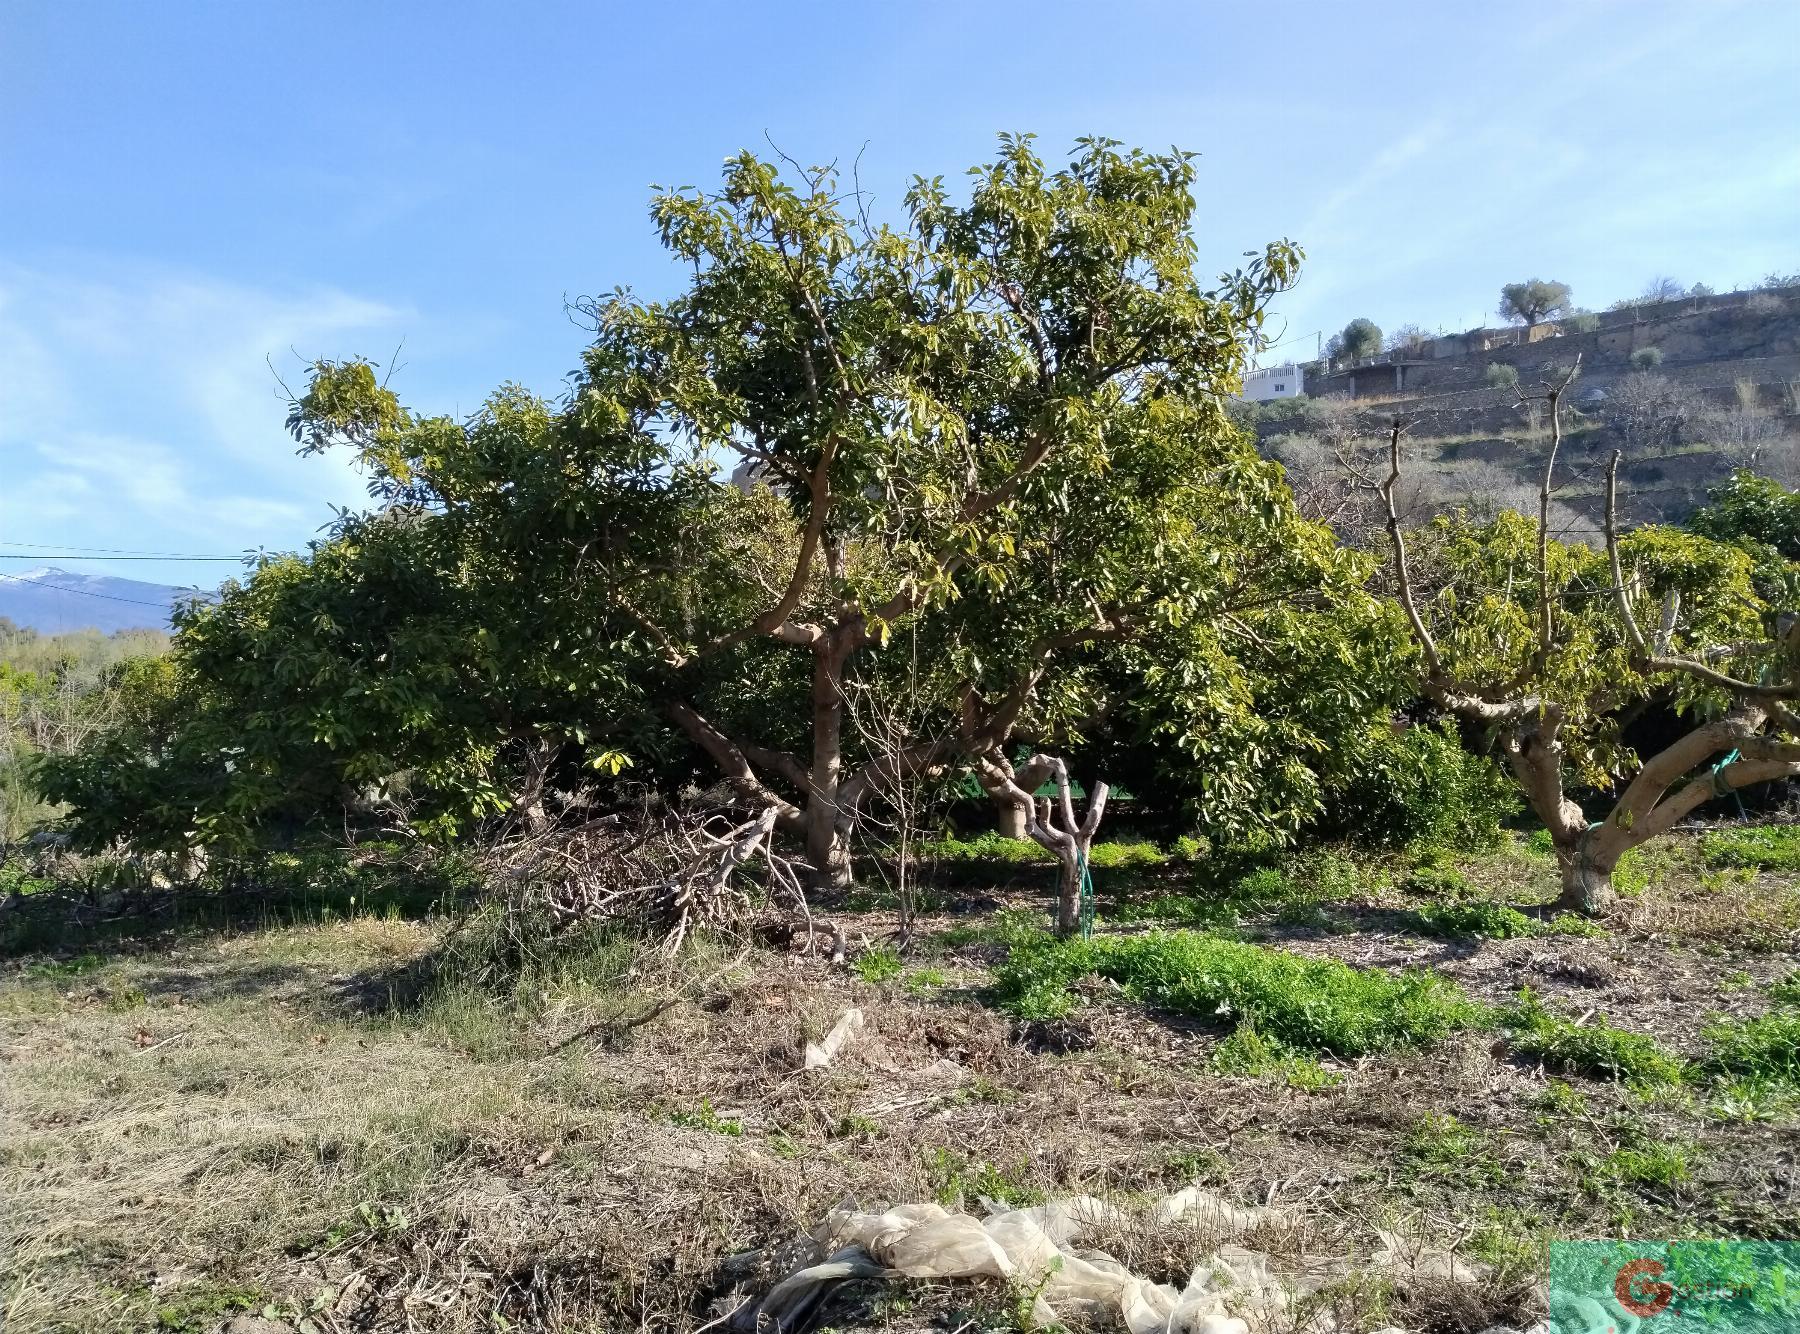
[0,566,208,635]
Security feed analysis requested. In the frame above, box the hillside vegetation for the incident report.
[1249,279,1800,540]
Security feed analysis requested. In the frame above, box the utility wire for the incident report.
[0,541,242,559]
[0,571,201,607]
[0,554,242,563]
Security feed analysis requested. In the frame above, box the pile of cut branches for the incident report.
[485,802,824,954]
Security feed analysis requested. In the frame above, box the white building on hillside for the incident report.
[1239,363,1303,402]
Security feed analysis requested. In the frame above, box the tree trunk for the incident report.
[996,799,1026,840]
[1052,814,1098,937]
[1555,841,1617,915]
[805,801,853,891]
[806,637,854,890]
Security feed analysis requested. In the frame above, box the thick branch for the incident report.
[667,702,803,827]
[1605,714,1756,836]
[1629,757,1800,846]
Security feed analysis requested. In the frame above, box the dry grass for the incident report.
[5,831,1800,1331]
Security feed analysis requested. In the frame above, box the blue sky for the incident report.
[3,0,1795,591]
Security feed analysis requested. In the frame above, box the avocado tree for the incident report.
[1371,366,1800,912]
[46,137,1398,891]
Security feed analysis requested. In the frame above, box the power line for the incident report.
[0,541,241,559]
[0,571,202,608]
[0,554,241,563]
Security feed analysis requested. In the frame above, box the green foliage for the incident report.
[1603,1141,1692,1188]
[1702,1011,1800,1083]
[1567,311,1601,334]
[1768,971,1800,1006]
[1699,824,1800,871]
[923,1148,1044,1207]
[46,135,1399,869]
[920,833,1055,866]
[1707,1075,1800,1124]
[1533,1081,1589,1118]
[994,929,1481,1056]
[854,946,905,983]
[0,620,171,841]
[1498,279,1573,326]
[1406,1112,1503,1184]
[1408,899,1538,940]
[1338,318,1383,360]
[1085,840,1166,870]
[1211,1021,1338,1088]
[1313,721,1518,854]
[904,966,949,992]
[1484,362,1520,389]
[1542,912,1608,938]
[154,1286,265,1332]
[1407,511,1772,801]
[1629,345,1665,370]
[1501,989,1685,1085]
[1688,472,1800,602]
[667,1098,743,1136]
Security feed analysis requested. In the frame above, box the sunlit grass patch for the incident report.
[1500,989,1685,1086]
[1700,824,1800,872]
[995,928,1481,1056]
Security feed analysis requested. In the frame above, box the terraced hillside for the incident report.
[1251,286,1800,538]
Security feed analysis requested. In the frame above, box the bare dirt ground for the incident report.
[3,832,1798,1333]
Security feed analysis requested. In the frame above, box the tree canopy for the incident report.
[1337,318,1382,360]
[1497,279,1572,326]
[1373,377,1800,912]
[44,136,1401,881]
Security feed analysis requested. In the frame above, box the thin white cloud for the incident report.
[0,262,404,575]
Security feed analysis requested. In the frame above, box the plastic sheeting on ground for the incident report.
[731,1190,1328,1333]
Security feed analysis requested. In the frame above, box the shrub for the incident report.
[1629,346,1665,370]
[1313,722,1519,855]
[1567,311,1601,334]
[995,929,1481,1056]
[1485,362,1520,390]
[1501,989,1685,1084]
[1170,835,1207,861]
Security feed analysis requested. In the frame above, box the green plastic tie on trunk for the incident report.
[1077,851,1095,939]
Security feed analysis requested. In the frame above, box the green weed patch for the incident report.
[1501,989,1685,1085]
[1700,825,1800,872]
[1703,1011,1800,1083]
[1407,899,1538,940]
[994,929,1481,1056]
